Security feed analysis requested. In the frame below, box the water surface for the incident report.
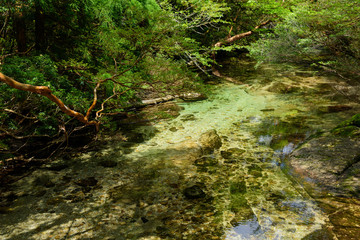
[1,61,359,239]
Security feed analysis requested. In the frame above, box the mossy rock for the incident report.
[351,113,360,127]
[180,114,196,122]
[332,113,360,137]
[198,129,222,154]
[332,126,359,137]
[335,113,360,128]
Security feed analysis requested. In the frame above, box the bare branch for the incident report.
[215,20,271,47]
[2,108,37,120]
[0,72,100,129]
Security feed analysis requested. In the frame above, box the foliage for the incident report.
[0,55,92,134]
[0,0,230,142]
[247,0,360,77]
[3,0,357,148]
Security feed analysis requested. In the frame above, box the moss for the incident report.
[335,113,360,128]
[350,113,360,127]
[331,114,360,136]
[230,194,249,212]
[271,139,289,150]
[230,180,247,194]
[331,125,358,136]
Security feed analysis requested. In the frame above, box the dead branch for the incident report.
[96,88,131,119]
[2,108,37,120]
[215,20,271,47]
[228,9,240,38]
[0,126,52,139]
[0,44,35,64]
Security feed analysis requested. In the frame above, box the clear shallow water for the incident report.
[1,62,359,239]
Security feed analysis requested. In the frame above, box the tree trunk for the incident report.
[14,11,27,52]
[35,1,46,51]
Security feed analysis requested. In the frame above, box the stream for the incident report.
[1,59,360,239]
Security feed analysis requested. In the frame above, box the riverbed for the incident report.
[1,59,359,239]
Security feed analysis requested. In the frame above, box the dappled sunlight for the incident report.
[1,62,360,239]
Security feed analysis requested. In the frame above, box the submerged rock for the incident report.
[194,156,218,166]
[141,102,184,120]
[169,127,178,132]
[98,160,118,168]
[33,174,55,188]
[294,71,314,78]
[318,105,353,113]
[168,139,203,164]
[180,114,196,122]
[198,129,222,154]
[124,132,145,143]
[266,82,300,94]
[179,92,207,102]
[221,148,245,159]
[183,185,206,199]
[0,206,14,214]
[74,177,98,187]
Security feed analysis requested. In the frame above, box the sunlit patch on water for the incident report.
[226,216,263,240]
[258,135,273,146]
[282,143,295,155]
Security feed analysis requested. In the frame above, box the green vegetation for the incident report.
[332,113,360,137]
[248,0,360,77]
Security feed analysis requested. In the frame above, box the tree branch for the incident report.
[0,72,100,129]
[215,20,271,47]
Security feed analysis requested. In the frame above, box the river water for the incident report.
[1,59,359,239]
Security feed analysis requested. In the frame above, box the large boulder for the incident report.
[167,139,203,165]
[286,133,360,197]
[198,129,222,154]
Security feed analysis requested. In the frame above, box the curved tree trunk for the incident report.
[0,72,99,129]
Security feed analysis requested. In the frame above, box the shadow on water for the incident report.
[0,133,242,239]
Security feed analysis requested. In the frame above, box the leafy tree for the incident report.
[247,0,360,78]
[0,0,229,154]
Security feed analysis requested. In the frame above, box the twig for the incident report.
[2,108,37,120]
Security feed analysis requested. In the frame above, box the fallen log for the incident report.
[134,92,207,108]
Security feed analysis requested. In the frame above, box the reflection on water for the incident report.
[227,216,263,240]
[258,135,273,146]
[1,62,359,239]
[282,143,295,156]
